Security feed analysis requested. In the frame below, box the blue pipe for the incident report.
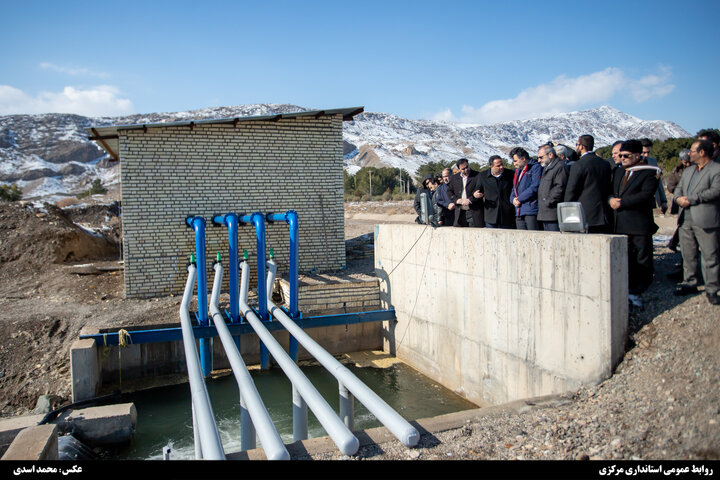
[213,213,242,352]
[266,210,300,361]
[186,216,212,377]
[240,212,270,369]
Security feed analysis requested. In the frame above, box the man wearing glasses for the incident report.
[608,140,661,309]
[673,139,720,305]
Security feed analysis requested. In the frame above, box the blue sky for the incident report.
[0,0,717,133]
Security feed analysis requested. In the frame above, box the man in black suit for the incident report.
[448,158,483,227]
[608,140,660,308]
[473,155,515,228]
[564,134,613,233]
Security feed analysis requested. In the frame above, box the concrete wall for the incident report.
[374,224,628,407]
[119,115,346,298]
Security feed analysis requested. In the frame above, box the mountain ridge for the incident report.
[0,104,691,200]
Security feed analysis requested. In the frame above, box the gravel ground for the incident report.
[297,243,720,461]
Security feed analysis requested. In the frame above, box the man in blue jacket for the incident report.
[509,147,543,230]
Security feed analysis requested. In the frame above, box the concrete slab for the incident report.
[0,403,136,452]
[1,424,58,461]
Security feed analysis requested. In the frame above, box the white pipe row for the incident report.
[179,265,226,460]
[239,261,360,456]
[266,260,420,448]
[209,263,290,460]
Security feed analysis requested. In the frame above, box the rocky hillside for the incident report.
[0,104,690,200]
[342,106,691,174]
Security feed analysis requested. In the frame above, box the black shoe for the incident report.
[674,284,699,296]
[666,270,683,281]
[708,293,720,305]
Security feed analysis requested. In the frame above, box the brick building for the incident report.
[88,107,363,298]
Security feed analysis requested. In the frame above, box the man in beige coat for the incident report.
[673,139,720,305]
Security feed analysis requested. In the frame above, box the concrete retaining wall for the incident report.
[374,224,628,407]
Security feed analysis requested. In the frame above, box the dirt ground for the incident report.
[0,199,416,417]
[1,198,716,463]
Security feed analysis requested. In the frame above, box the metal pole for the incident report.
[292,385,308,442]
[339,382,354,431]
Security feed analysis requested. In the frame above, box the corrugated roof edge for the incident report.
[88,106,364,133]
[86,107,364,160]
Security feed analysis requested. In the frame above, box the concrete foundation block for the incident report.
[71,338,100,403]
[57,403,137,446]
[375,224,628,407]
[1,424,58,460]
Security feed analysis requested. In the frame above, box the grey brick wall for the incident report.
[119,115,346,298]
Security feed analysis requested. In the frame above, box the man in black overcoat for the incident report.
[448,158,484,227]
[564,134,613,233]
[608,140,660,308]
[473,155,515,228]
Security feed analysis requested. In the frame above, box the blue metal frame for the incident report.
[79,309,396,347]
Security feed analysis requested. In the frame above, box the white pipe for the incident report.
[179,265,225,460]
[239,261,359,456]
[266,260,420,447]
[209,263,290,460]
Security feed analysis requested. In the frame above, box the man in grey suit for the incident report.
[673,139,720,305]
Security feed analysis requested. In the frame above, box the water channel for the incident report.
[112,362,477,459]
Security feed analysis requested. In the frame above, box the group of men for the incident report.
[414,131,720,307]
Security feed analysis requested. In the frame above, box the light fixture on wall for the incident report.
[557,202,588,233]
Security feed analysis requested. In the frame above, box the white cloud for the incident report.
[39,62,109,79]
[0,85,134,116]
[437,67,675,124]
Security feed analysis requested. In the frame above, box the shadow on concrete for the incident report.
[374,266,397,356]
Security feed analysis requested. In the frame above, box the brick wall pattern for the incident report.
[119,115,346,298]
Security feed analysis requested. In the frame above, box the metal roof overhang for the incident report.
[86,106,364,161]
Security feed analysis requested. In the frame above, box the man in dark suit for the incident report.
[473,155,515,228]
[448,158,483,227]
[608,140,660,308]
[564,134,613,233]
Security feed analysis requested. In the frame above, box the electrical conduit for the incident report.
[239,260,359,456]
[209,259,289,460]
[266,259,420,448]
[179,263,225,460]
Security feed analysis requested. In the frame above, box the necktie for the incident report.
[621,170,630,191]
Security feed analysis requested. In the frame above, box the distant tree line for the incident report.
[0,184,22,202]
[344,167,415,201]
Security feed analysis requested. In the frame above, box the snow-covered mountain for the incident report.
[342,105,690,174]
[0,104,690,200]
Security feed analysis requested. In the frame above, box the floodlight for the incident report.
[557,202,588,233]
